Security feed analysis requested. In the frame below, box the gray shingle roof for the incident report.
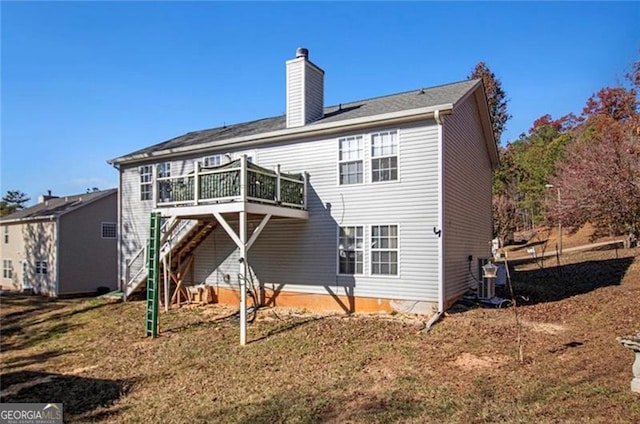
[112,79,480,163]
[0,189,117,222]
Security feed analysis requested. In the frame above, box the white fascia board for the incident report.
[111,104,454,165]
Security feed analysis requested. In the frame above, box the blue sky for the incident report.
[2,1,638,205]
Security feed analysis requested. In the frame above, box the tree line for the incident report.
[484,57,639,241]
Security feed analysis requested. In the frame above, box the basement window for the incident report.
[102,222,117,239]
[338,226,364,275]
[371,225,398,275]
[371,131,398,182]
[338,135,364,185]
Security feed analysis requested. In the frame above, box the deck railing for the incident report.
[155,156,307,210]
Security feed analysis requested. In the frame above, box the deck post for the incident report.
[239,210,247,346]
[303,171,309,209]
[276,164,281,204]
[194,161,200,205]
[240,155,247,203]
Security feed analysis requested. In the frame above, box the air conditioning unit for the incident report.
[477,258,496,299]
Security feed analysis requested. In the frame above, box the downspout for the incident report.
[55,215,60,297]
[425,109,445,331]
[110,161,124,296]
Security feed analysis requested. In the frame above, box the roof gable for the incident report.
[0,189,117,223]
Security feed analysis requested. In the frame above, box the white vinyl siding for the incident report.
[370,225,398,275]
[3,259,12,279]
[101,222,117,239]
[443,94,494,304]
[338,135,364,185]
[371,131,398,182]
[139,165,153,201]
[338,226,364,275]
[186,121,440,304]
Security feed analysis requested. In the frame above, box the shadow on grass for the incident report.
[1,298,115,352]
[512,256,635,304]
[0,370,132,421]
[250,316,326,344]
[1,349,72,371]
[205,387,426,423]
[0,294,68,325]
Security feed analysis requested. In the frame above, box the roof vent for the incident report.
[296,47,309,59]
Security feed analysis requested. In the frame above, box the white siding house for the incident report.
[109,48,498,316]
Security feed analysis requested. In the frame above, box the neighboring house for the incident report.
[109,48,498,315]
[0,189,118,297]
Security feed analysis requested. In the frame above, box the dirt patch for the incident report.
[453,352,510,371]
[522,320,568,335]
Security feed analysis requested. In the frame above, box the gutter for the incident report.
[109,104,455,166]
[425,109,446,331]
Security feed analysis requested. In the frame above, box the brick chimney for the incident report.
[286,47,324,128]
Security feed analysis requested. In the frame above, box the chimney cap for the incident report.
[296,47,309,59]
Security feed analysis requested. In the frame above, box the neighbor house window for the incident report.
[338,135,364,185]
[36,260,48,275]
[338,226,364,275]
[139,165,153,201]
[101,222,117,239]
[371,130,398,182]
[203,155,222,167]
[3,259,12,279]
[371,225,398,275]
[3,226,7,244]
[157,162,171,203]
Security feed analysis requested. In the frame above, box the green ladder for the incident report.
[145,212,161,337]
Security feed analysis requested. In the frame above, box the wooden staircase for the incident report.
[124,219,217,299]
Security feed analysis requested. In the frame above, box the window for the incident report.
[338,135,364,185]
[36,260,48,275]
[102,222,117,239]
[157,162,171,202]
[338,226,364,275]
[203,155,222,167]
[3,259,12,279]
[3,226,8,244]
[139,165,153,201]
[371,131,398,182]
[371,225,398,275]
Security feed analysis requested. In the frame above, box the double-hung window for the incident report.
[3,226,8,244]
[371,225,398,275]
[36,260,48,275]
[338,226,364,275]
[371,131,398,182]
[139,165,153,201]
[3,259,12,279]
[157,162,171,203]
[338,136,364,185]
